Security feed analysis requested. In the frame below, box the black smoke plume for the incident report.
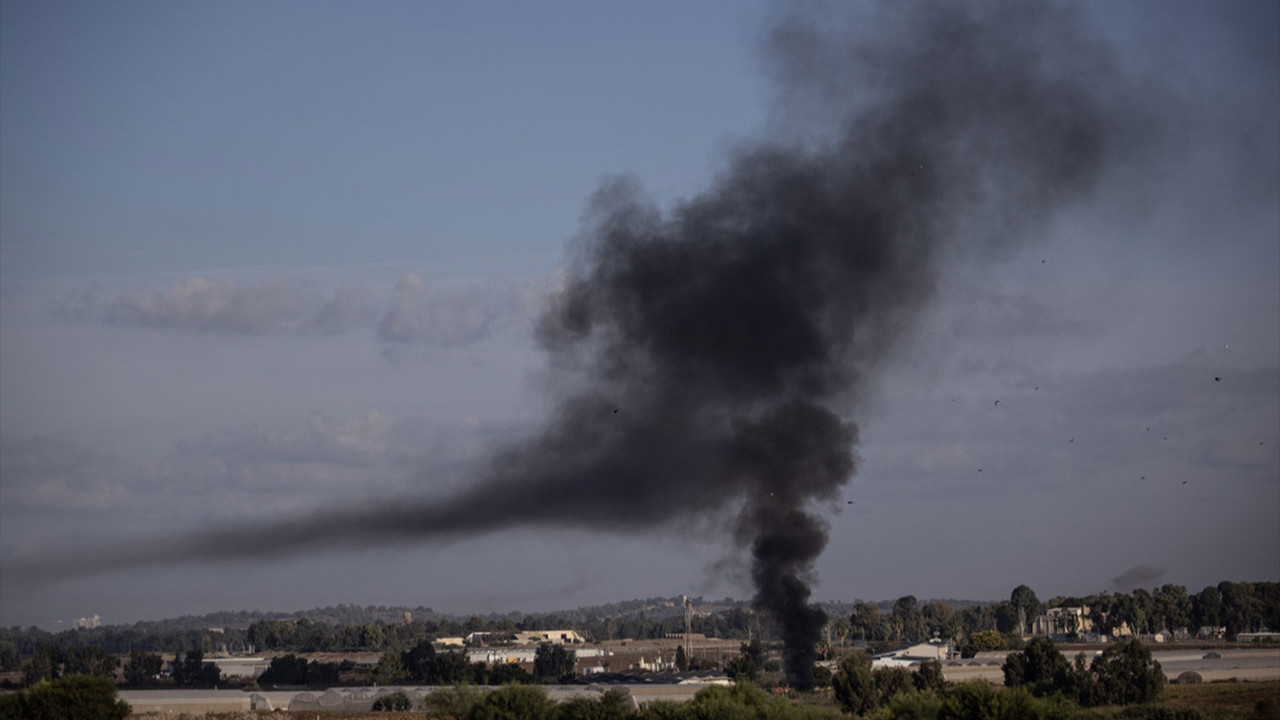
[13,1,1143,689]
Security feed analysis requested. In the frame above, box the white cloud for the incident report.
[298,284,371,335]
[377,272,532,347]
[107,276,305,334]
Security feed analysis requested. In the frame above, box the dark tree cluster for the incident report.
[533,643,577,683]
[0,675,131,720]
[256,653,349,687]
[1003,637,1166,707]
[723,640,767,682]
[830,652,948,715]
[17,644,118,686]
[357,640,538,688]
[171,650,222,688]
[843,581,1280,656]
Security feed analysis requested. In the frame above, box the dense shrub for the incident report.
[1003,638,1164,707]
[423,684,482,718]
[866,689,944,720]
[1003,637,1082,699]
[939,682,1086,720]
[556,688,634,720]
[1089,641,1164,706]
[832,651,876,715]
[471,684,557,720]
[0,674,130,720]
[1117,706,1204,720]
[371,690,412,711]
[914,660,946,694]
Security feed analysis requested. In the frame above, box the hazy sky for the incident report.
[1,0,1276,630]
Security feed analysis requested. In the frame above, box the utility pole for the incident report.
[683,595,693,664]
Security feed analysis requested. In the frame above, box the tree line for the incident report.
[3,580,1275,687]
[839,581,1280,653]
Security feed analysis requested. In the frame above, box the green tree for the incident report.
[23,645,60,685]
[487,662,536,685]
[533,642,575,683]
[851,602,891,643]
[922,601,960,642]
[873,666,915,705]
[832,651,875,715]
[124,650,163,686]
[369,650,407,685]
[1089,639,1163,706]
[1190,586,1222,631]
[258,653,309,686]
[401,639,436,683]
[914,659,946,694]
[832,616,853,650]
[722,639,764,683]
[723,654,759,683]
[1132,589,1156,635]
[674,644,689,672]
[0,674,130,720]
[1002,637,1078,699]
[432,650,472,685]
[993,602,1022,635]
[893,596,926,643]
[964,630,1005,655]
[1010,586,1042,636]
[0,638,20,672]
[1218,581,1258,637]
[172,650,221,688]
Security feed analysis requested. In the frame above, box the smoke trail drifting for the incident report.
[13,1,1144,689]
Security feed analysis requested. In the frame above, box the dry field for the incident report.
[125,680,1280,720]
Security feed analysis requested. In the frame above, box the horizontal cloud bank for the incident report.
[52,272,543,348]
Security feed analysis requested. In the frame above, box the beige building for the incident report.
[514,630,585,645]
[1032,607,1093,636]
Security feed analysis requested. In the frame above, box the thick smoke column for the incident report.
[13,1,1141,689]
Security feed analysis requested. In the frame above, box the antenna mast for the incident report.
[683,595,693,663]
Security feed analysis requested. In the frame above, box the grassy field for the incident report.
[1159,680,1280,719]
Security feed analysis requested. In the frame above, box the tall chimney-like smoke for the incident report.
[13,1,1144,690]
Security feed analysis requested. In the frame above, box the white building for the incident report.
[514,630,585,645]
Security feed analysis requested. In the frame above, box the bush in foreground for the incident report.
[0,674,130,720]
[372,689,412,711]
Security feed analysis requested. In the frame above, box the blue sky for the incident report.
[1,0,1277,629]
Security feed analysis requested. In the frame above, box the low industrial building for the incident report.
[514,629,585,645]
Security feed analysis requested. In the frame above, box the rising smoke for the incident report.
[15,1,1144,689]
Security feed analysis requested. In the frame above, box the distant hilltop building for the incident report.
[75,614,101,629]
